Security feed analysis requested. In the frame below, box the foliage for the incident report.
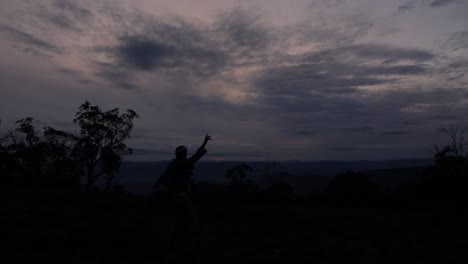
[225,163,253,185]
[0,118,46,182]
[42,126,82,185]
[0,102,138,190]
[73,101,139,189]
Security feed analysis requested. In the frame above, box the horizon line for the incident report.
[123,158,434,163]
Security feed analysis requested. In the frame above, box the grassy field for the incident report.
[3,184,467,263]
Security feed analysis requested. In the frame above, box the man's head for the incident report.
[175,145,187,159]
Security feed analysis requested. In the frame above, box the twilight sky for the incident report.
[1,0,467,161]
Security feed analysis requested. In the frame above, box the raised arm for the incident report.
[201,133,211,149]
[188,133,212,164]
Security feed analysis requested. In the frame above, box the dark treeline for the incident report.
[192,126,468,210]
[0,101,138,191]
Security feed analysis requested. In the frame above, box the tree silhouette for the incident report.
[434,124,467,159]
[101,146,122,191]
[424,124,468,201]
[0,102,138,189]
[225,163,253,185]
[73,101,138,189]
[42,127,83,185]
[9,118,46,181]
[15,117,41,146]
[0,119,14,146]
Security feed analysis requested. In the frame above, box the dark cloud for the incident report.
[116,36,177,71]
[430,0,458,8]
[398,2,416,13]
[253,63,390,99]
[2,2,272,89]
[448,60,468,69]
[89,12,230,88]
[346,44,434,62]
[366,65,428,75]
[92,18,230,77]
[251,44,467,146]
[253,56,429,107]
[82,5,278,93]
[302,44,434,64]
[0,25,58,52]
[215,7,271,51]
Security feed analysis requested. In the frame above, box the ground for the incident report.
[2,183,467,263]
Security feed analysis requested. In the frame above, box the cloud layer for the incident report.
[0,0,467,160]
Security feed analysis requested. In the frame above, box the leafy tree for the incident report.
[224,163,259,201]
[225,163,253,185]
[0,118,46,182]
[0,102,138,189]
[15,117,41,146]
[14,118,45,180]
[101,146,122,191]
[73,101,138,189]
[42,127,82,185]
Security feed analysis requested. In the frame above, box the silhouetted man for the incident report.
[156,133,211,263]
[156,133,211,195]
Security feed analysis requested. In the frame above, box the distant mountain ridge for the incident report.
[116,159,433,194]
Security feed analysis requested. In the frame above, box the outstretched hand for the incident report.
[203,133,212,145]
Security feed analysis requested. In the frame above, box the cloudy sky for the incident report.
[1,0,467,161]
